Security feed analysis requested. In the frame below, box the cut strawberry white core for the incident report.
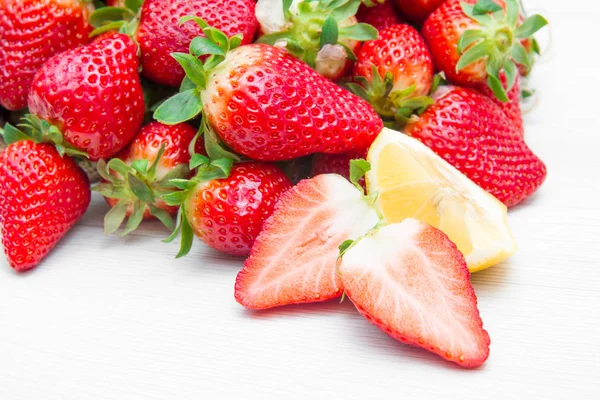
[235,174,379,309]
[338,219,491,368]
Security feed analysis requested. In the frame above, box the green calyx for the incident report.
[162,155,234,258]
[0,115,88,158]
[153,17,243,126]
[257,0,377,68]
[346,66,433,129]
[153,17,244,164]
[88,0,143,37]
[93,144,190,236]
[457,0,548,102]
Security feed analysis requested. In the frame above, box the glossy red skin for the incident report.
[356,1,405,31]
[105,122,204,218]
[405,87,546,207]
[354,24,434,97]
[136,0,258,87]
[0,0,92,111]
[0,141,90,272]
[203,44,383,161]
[395,0,446,25]
[311,150,366,188]
[422,0,487,88]
[27,33,145,161]
[476,73,523,136]
[186,162,292,257]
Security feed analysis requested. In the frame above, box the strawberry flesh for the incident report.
[339,219,491,368]
[235,174,379,309]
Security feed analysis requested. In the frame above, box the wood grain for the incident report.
[1,1,599,398]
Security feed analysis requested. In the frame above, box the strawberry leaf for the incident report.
[320,15,339,47]
[190,153,210,169]
[176,209,194,258]
[349,158,370,193]
[154,89,203,125]
[120,200,145,236]
[1,123,29,145]
[472,0,502,15]
[190,37,225,57]
[104,200,128,235]
[149,204,176,231]
[331,0,360,21]
[171,53,206,88]
[128,173,155,204]
[338,23,378,41]
[515,14,548,38]
[456,41,488,71]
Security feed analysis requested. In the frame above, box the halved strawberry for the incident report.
[235,174,379,309]
[338,218,491,368]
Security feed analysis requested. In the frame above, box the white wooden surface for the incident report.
[1,1,599,398]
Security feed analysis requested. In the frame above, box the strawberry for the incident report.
[338,218,491,368]
[477,72,523,135]
[0,0,93,111]
[404,86,546,206]
[235,174,379,309]
[94,122,205,235]
[421,0,547,101]
[27,33,145,161]
[255,0,377,80]
[394,0,446,25]
[164,159,292,257]
[106,0,125,6]
[311,151,366,185]
[349,24,434,125]
[0,126,90,272]
[357,0,405,31]
[154,32,383,161]
[91,0,258,87]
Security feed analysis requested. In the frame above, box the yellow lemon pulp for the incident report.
[367,128,517,272]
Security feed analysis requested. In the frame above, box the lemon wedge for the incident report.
[366,128,516,272]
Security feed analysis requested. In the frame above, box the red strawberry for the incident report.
[135,0,258,87]
[164,160,292,257]
[421,0,547,101]
[106,0,125,6]
[394,0,446,25]
[349,24,434,124]
[235,174,379,309]
[476,73,523,135]
[27,33,145,161]
[0,0,93,111]
[404,86,546,206]
[95,122,205,235]
[0,136,90,272]
[155,40,383,161]
[356,1,405,32]
[255,0,376,80]
[311,151,366,185]
[338,218,491,368]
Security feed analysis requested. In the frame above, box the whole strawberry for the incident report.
[357,0,405,31]
[349,24,434,124]
[0,127,90,272]
[155,31,383,161]
[95,122,205,235]
[394,0,445,24]
[404,86,546,206]
[476,72,523,135]
[422,0,547,101]
[138,0,258,86]
[164,159,292,257]
[27,33,145,161]
[0,0,93,111]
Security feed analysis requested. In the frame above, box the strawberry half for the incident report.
[0,0,93,111]
[338,218,491,368]
[235,174,379,309]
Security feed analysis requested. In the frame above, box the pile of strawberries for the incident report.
[0,0,547,368]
